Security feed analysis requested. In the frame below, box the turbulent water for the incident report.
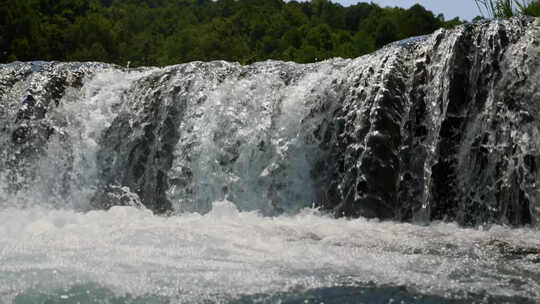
[1,18,540,303]
[1,204,539,303]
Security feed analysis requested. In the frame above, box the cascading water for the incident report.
[0,18,539,303]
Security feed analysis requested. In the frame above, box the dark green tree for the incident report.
[0,0,464,66]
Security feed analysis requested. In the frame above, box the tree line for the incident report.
[0,0,465,67]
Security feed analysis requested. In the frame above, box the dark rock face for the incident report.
[93,66,192,213]
[325,48,410,220]
[0,18,538,226]
[325,17,540,226]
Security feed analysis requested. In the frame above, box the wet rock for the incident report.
[102,185,145,209]
[0,62,106,201]
[324,17,540,225]
[487,240,540,263]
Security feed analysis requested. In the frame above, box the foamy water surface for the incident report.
[1,201,539,303]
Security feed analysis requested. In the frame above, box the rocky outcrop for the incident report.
[325,17,540,225]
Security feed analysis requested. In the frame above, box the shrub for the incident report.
[475,0,540,17]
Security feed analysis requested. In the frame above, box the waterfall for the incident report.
[1,17,540,304]
[1,18,539,226]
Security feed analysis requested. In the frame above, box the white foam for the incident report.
[167,61,342,215]
[0,202,538,302]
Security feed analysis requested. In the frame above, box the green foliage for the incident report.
[1,0,464,66]
[475,0,540,17]
[523,0,540,16]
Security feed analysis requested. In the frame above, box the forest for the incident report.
[1,0,467,66]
